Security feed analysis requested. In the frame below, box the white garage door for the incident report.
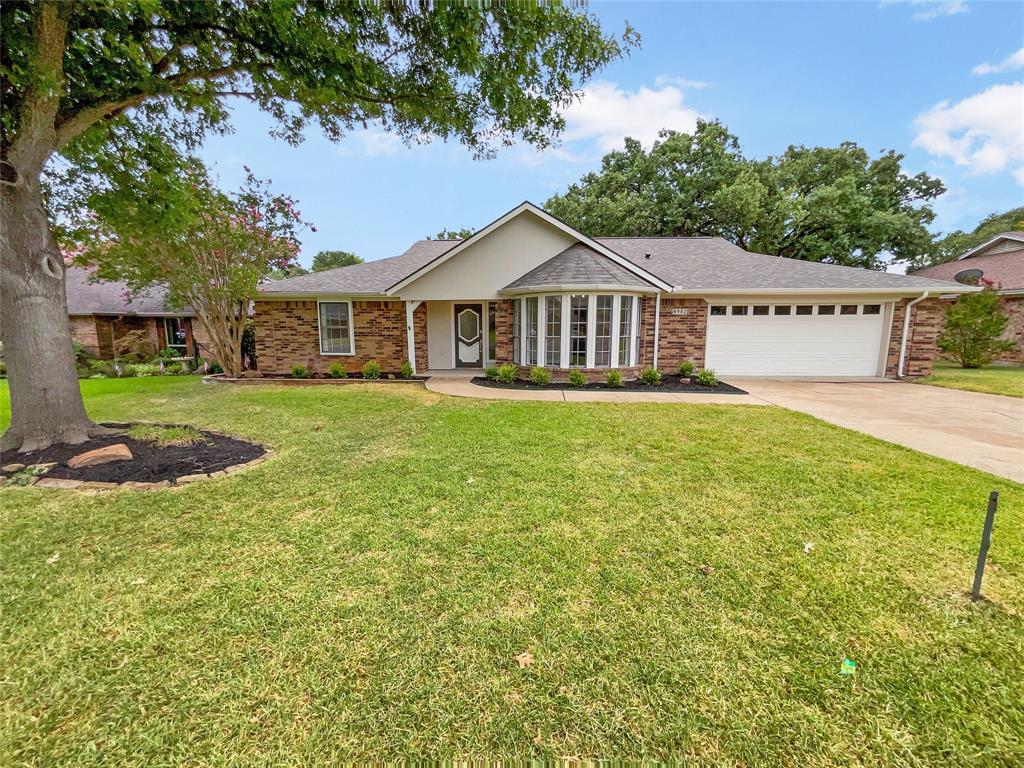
[705,302,887,377]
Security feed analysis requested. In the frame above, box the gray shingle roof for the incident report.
[65,267,191,316]
[599,237,966,293]
[503,242,657,292]
[257,240,456,295]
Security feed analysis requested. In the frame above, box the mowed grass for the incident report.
[918,359,1024,398]
[1,378,1022,765]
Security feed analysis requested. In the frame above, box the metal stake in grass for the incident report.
[971,491,999,601]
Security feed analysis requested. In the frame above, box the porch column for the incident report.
[405,300,421,374]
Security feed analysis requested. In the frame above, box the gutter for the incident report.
[897,291,929,378]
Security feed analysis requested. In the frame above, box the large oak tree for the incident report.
[0,0,634,451]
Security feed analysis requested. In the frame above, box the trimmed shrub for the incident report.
[207,361,224,375]
[529,366,551,386]
[484,366,499,380]
[495,363,518,384]
[126,362,161,377]
[694,367,718,387]
[291,365,310,379]
[568,369,587,387]
[158,347,180,360]
[606,370,624,388]
[361,360,382,379]
[328,362,348,379]
[400,360,414,379]
[640,367,662,385]
[678,361,694,378]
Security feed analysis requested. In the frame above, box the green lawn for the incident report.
[2,378,1022,765]
[917,359,1024,398]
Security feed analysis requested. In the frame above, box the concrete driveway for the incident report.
[736,379,1024,482]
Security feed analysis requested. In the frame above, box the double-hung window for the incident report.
[545,296,562,367]
[594,295,613,367]
[617,296,634,366]
[163,318,187,353]
[524,297,539,365]
[569,295,588,367]
[318,301,354,355]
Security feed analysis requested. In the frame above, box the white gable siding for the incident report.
[397,212,578,301]
[976,239,1024,257]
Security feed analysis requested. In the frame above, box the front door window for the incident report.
[164,317,187,354]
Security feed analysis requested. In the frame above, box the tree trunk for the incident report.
[0,172,96,452]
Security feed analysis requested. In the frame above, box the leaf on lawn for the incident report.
[699,564,715,575]
[313,424,322,432]
[514,651,533,668]
[132,577,146,585]
[839,658,857,676]
[803,542,815,554]
[466,476,476,484]
[46,552,60,565]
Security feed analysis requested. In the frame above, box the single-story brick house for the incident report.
[255,202,974,380]
[66,267,210,359]
[910,232,1024,363]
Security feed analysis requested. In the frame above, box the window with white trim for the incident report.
[545,296,562,367]
[524,296,539,365]
[618,296,635,366]
[594,295,613,367]
[569,295,588,367]
[163,317,187,353]
[318,302,353,355]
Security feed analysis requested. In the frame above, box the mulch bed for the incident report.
[471,375,747,394]
[1,423,265,484]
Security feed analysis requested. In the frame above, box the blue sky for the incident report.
[200,1,1024,269]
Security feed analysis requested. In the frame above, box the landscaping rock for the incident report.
[67,443,133,469]
[28,463,57,472]
[175,473,208,484]
[122,480,170,490]
[79,481,120,490]
[2,463,25,473]
[36,478,84,490]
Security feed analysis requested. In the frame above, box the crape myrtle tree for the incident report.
[938,285,1016,368]
[545,120,945,269]
[0,1,635,451]
[73,166,309,379]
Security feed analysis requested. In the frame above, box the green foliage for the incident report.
[568,369,588,387]
[545,121,943,269]
[125,363,162,378]
[916,207,1024,271]
[495,364,518,384]
[399,360,414,379]
[328,362,348,379]
[125,424,207,447]
[605,370,624,388]
[430,228,474,240]
[312,251,363,272]
[529,367,551,386]
[938,289,1016,368]
[157,347,180,361]
[678,361,694,377]
[206,361,223,375]
[694,368,719,387]
[241,321,257,368]
[484,367,499,380]
[361,360,382,380]
[640,367,662,385]
[291,366,310,379]
[87,359,116,379]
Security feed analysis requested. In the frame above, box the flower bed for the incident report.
[471,374,747,394]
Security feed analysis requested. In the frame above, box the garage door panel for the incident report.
[705,314,885,376]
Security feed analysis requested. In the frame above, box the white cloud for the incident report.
[354,128,403,157]
[880,0,969,21]
[560,80,704,154]
[913,82,1024,183]
[654,75,711,90]
[972,47,1024,76]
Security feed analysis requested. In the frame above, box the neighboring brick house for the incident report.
[255,201,974,380]
[66,267,212,360]
[910,232,1024,363]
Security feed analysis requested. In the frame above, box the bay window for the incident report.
[525,296,539,365]
[545,296,562,367]
[569,295,588,367]
[618,296,635,366]
[594,295,613,367]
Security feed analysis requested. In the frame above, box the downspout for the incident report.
[897,291,929,378]
[652,292,662,369]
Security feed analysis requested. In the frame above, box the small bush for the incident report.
[291,365,310,379]
[158,347,180,360]
[529,366,551,386]
[362,360,382,379]
[126,424,207,447]
[484,366,499,380]
[606,370,624,388]
[126,362,161,377]
[328,362,348,379]
[88,359,117,378]
[678,361,694,378]
[207,361,223,375]
[495,363,518,384]
[694,367,718,387]
[568,369,587,387]
[400,360,414,379]
[640,367,662,385]
[163,362,186,376]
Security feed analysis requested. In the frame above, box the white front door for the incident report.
[705,302,887,376]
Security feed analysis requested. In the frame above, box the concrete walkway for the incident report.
[424,371,1024,481]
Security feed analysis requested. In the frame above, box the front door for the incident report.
[454,303,483,368]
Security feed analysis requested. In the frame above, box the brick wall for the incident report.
[998,296,1024,363]
[886,297,945,377]
[494,299,514,364]
[69,316,101,357]
[655,297,708,370]
[255,299,412,375]
[413,302,429,371]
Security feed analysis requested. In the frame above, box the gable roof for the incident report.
[257,240,453,296]
[602,237,972,294]
[956,232,1024,261]
[911,248,1024,291]
[385,201,673,294]
[66,267,192,316]
[502,242,659,293]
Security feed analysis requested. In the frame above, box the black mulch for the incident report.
[470,375,747,394]
[1,423,266,483]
